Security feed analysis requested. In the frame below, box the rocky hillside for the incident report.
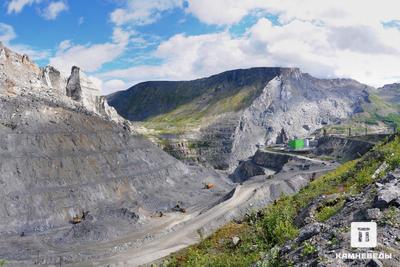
[163,134,400,267]
[108,68,376,170]
[378,83,400,106]
[0,43,233,265]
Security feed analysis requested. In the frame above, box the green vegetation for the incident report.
[0,260,6,267]
[315,197,345,222]
[351,93,400,130]
[383,206,400,227]
[143,86,258,135]
[164,134,400,266]
[301,241,317,257]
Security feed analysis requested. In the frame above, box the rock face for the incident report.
[314,136,376,162]
[42,65,64,93]
[108,67,373,170]
[0,43,234,264]
[378,83,400,105]
[252,150,292,172]
[66,66,82,101]
[0,42,122,123]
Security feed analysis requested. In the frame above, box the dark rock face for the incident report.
[231,160,265,182]
[296,222,328,243]
[276,128,288,144]
[315,136,375,162]
[66,66,82,101]
[252,150,292,172]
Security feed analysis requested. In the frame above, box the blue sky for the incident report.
[1,0,400,94]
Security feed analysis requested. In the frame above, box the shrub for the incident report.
[301,241,317,257]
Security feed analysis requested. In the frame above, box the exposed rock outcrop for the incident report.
[0,43,234,265]
[374,170,400,208]
[66,66,82,101]
[314,136,376,162]
[0,42,125,125]
[257,168,400,267]
[41,65,64,92]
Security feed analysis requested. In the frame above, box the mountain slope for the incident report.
[108,68,376,170]
[0,43,233,265]
[378,83,400,105]
[107,67,284,122]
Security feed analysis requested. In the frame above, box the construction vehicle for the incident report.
[71,211,89,224]
[71,214,82,224]
[173,204,186,213]
[204,183,214,189]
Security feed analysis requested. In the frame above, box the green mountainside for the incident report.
[107,67,283,122]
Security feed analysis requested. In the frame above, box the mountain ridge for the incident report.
[107,67,391,170]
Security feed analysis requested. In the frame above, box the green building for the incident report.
[288,139,305,150]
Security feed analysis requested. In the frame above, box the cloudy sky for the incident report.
[1,0,400,94]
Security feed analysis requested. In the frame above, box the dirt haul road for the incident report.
[89,158,337,267]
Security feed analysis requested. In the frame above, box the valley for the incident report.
[0,43,398,267]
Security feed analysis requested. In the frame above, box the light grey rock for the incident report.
[232,236,240,246]
[365,208,382,220]
[374,182,400,208]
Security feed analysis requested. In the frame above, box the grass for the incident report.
[0,260,6,267]
[351,93,400,130]
[164,134,400,266]
[301,241,318,257]
[383,206,400,227]
[315,197,345,222]
[143,87,258,135]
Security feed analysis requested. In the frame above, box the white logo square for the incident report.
[351,222,377,248]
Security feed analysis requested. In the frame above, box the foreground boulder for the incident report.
[374,170,400,208]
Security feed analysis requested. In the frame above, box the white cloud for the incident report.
[10,44,50,60]
[41,1,68,20]
[57,39,72,50]
[186,0,400,27]
[7,0,41,14]
[0,22,49,60]
[0,23,17,43]
[186,0,257,26]
[102,79,127,95]
[98,14,400,93]
[110,0,184,26]
[49,28,131,74]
